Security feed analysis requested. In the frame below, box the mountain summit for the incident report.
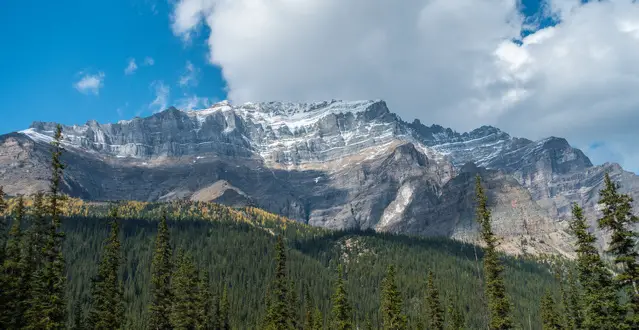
[2,100,638,256]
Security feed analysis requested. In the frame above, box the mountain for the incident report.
[2,99,637,255]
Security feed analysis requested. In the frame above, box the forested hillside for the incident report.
[2,197,559,329]
[2,124,639,330]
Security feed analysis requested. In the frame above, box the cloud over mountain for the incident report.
[171,0,639,172]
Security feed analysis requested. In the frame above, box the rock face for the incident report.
[2,99,638,255]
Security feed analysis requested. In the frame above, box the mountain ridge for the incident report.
[3,99,639,256]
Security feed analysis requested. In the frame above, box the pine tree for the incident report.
[171,250,199,330]
[303,287,315,330]
[570,203,623,329]
[446,300,464,330]
[380,265,406,330]
[219,285,230,330]
[196,271,213,330]
[264,235,294,329]
[426,271,444,330]
[540,290,562,330]
[71,299,84,330]
[365,318,373,330]
[25,124,67,330]
[564,268,582,330]
[597,173,639,324]
[148,211,173,330]
[312,307,323,330]
[2,196,26,327]
[0,186,7,262]
[475,175,514,330]
[87,208,124,329]
[330,264,353,330]
[288,281,299,330]
[212,295,221,330]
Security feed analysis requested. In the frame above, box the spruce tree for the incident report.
[2,196,26,327]
[148,211,173,330]
[540,290,562,330]
[570,203,623,329]
[475,175,514,330]
[446,300,464,330]
[288,281,299,330]
[312,307,323,330]
[196,271,213,330]
[87,208,124,329]
[212,295,221,330]
[264,235,294,329]
[597,173,639,323]
[219,285,230,330]
[565,269,583,330]
[25,124,67,330]
[330,264,353,330]
[170,250,199,330]
[365,318,373,330]
[72,299,84,330]
[0,186,7,262]
[426,271,444,330]
[380,265,406,330]
[303,288,315,330]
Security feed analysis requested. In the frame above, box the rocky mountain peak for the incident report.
[5,98,639,257]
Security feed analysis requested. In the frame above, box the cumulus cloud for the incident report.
[179,61,199,87]
[171,0,639,172]
[149,81,170,112]
[124,58,138,75]
[74,71,105,95]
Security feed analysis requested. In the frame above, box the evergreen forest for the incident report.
[1,126,639,330]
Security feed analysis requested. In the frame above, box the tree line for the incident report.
[1,126,638,329]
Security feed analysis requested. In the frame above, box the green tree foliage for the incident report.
[148,211,173,330]
[171,250,199,330]
[570,203,623,329]
[330,264,352,330]
[426,271,444,330]
[72,299,84,330]
[540,290,562,330]
[219,285,230,330]
[312,307,323,330]
[597,173,639,324]
[475,175,514,330]
[561,268,582,330]
[380,265,406,330]
[1,197,568,329]
[87,208,124,329]
[264,235,294,329]
[1,196,26,327]
[446,299,464,330]
[25,124,67,330]
[288,281,300,330]
[196,271,213,330]
[0,186,7,261]
[303,288,315,330]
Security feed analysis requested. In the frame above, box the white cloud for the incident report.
[179,61,199,87]
[171,0,639,172]
[144,57,155,66]
[149,81,170,112]
[74,71,105,95]
[176,94,213,110]
[124,58,138,75]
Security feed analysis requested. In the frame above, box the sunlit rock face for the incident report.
[3,99,638,256]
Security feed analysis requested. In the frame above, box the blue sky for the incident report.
[0,0,554,135]
[0,0,226,134]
